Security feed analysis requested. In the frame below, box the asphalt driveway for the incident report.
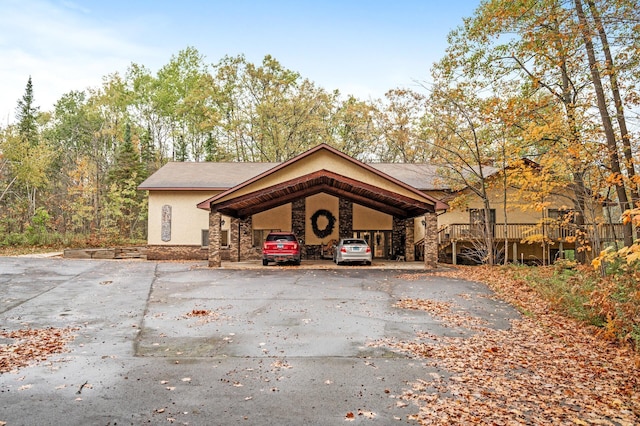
[0,257,519,425]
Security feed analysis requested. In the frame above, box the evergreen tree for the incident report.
[108,123,144,184]
[15,76,40,145]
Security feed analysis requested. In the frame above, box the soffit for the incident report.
[210,169,435,219]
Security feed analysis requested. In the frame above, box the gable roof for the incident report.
[195,144,448,215]
[138,160,450,191]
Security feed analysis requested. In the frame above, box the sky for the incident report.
[0,0,480,124]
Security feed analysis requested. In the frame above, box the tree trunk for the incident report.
[574,0,634,247]
[586,0,639,208]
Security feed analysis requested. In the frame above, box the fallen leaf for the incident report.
[358,409,376,419]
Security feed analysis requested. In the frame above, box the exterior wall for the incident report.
[353,204,392,230]
[147,190,230,245]
[416,186,603,243]
[253,204,292,231]
[305,193,339,245]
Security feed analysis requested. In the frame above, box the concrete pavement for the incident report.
[0,257,519,425]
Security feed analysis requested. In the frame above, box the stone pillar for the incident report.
[405,218,415,262]
[424,212,438,269]
[229,217,241,262]
[239,216,253,261]
[292,198,306,258]
[292,199,306,239]
[392,216,405,259]
[208,211,222,267]
[339,198,353,238]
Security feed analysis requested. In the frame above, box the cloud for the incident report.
[0,0,161,122]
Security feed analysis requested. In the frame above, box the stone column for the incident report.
[292,199,306,239]
[404,218,415,262]
[292,199,306,258]
[208,211,222,267]
[239,216,253,260]
[339,198,353,238]
[424,212,438,269]
[229,217,241,262]
[392,216,404,259]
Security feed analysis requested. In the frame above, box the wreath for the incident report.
[311,209,336,239]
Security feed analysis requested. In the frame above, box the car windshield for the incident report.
[266,234,296,242]
[342,239,366,245]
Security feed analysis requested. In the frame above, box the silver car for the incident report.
[333,238,372,265]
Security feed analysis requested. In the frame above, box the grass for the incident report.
[505,262,639,350]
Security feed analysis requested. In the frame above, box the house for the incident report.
[138,144,626,267]
[138,144,446,268]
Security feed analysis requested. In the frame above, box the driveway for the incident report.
[0,257,519,425]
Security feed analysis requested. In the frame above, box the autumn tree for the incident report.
[423,82,499,265]
[433,0,640,262]
[374,89,429,163]
[0,78,54,235]
[331,95,379,161]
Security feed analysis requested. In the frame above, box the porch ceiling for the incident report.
[210,169,434,219]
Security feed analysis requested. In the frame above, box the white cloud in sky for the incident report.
[0,0,160,122]
[0,0,477,124]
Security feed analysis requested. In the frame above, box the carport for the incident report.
[197,144,446,269]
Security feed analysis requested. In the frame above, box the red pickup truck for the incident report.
[262,232,302,266]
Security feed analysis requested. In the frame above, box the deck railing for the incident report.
[437,223,629,245]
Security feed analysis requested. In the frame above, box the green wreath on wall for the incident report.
[311,209,336,239]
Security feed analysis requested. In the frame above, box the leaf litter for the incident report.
[372,266,640,425]
[0,327,77,373]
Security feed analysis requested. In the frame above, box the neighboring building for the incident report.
[139,144,626,267]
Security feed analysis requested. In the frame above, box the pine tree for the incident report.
[15,76,40,146]
[108,123,144,184]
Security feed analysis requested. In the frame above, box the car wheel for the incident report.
[365,261,371,266]
[294,258,301,265]
[262,259,269,266]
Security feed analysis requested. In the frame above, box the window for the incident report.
[201,229,229,247]
[469,209,496,225]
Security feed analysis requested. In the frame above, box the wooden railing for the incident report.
[437,223,629,245]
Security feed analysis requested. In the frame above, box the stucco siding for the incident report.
[253,204,292,231]
[213,151,435,205]
[353,203,392,231]
[305,193,339,245]
[148,190,229,245]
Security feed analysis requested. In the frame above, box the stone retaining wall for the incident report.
[64,247,148,260]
